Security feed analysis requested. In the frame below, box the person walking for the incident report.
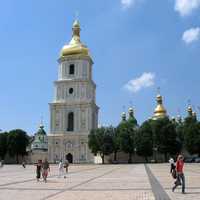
[58,159,64,178]
[22,161,26,168]
[0,160,4,168]
[36,160,42,181]
[172,154,185,194]
[42,158,50,183]
[64,159,69,178]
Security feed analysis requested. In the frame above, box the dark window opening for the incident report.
[67,112,74,131]
[69,88,73,94]
[69,64,75,75]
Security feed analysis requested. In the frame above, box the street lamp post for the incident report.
[153,147,158,163]
[134,147,137,163]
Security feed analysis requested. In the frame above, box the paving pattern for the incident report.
[0,163,199,200]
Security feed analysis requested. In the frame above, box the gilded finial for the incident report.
[157,87,161,95]
[39,116,44,129]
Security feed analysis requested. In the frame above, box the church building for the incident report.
[48,20,99,163]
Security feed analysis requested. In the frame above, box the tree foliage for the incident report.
[88,110,200,163]
[0,132,8,160]
[150,117,181,161]
[183,116,200,156]
[7,129,29,163]
[88,127,114,164]
[117,120,137,163]
[136,120,153,162]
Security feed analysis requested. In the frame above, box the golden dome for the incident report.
[153,94,167,119]
[60,20,89,57]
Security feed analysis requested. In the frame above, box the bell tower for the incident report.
[48,20,99,163]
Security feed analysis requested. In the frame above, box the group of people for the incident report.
[35,158,50,182]
[35,158,69,182]
[169,154,185,194]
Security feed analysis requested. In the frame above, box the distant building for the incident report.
[31,124,48,151]
[28,124,48,163]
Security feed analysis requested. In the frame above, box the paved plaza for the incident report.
[0,163,200,200]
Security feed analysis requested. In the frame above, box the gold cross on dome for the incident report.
[187,99,191,106]
[75,11,79,20]
[122,105,126,112]
[157,87,160,95]
[129,101,133,107]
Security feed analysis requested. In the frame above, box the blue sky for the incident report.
[0,0,200,134]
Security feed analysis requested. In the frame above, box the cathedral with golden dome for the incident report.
[48,20,99,163]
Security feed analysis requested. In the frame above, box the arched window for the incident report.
[69,64,75,75]
[67,112,74,131]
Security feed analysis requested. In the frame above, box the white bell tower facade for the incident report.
[48,20,99,163]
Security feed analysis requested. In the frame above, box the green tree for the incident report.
[7,129,29,163]
[136,120,153,162]
[0,132,8,160]
[151,117,181,161]
[183,116,200,156]
[110,127,120,162]
[174,118,184,152]
[117,120,137,163]
[88,127,114,164]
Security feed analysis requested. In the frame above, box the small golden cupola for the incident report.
[153,94,167,119]
[60,20,90,57]
[187,106,193,117]
[121,112,126,122]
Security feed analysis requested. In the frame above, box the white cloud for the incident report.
[121,0,136,9]
[182,27,200,44]
[124,72,155,93]
[175,0,200,16]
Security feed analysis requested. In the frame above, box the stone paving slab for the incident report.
[46,191,154,200]
[0,163,199,200]
[148,163,200,200]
